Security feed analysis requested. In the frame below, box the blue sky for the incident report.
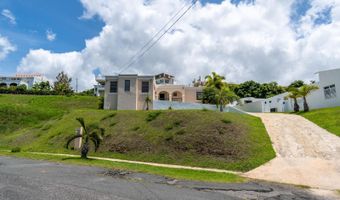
[0,0,104,75]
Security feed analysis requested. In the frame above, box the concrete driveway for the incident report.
[245,113,340,192]
[0,156,326,200]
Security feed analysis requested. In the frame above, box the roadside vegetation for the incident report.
[298,106,340,136]
[0,94,275,172]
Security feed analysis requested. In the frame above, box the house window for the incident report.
[324,84,336,99]
[124,80,130,92]
[142,81,149,93]
[110,81,117,93]
[196,92,203,100]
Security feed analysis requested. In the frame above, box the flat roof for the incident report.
[314,67,340,74]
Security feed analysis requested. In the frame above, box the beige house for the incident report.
[97,73,203,110]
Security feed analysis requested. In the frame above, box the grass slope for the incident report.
[0,94,275,172]
[299,106,340,136]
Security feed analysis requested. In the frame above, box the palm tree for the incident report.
[66,118,104,159]
[287,87,301,112]
[299,84,319,112]
[145,95,152,110]
[205,72,226,90]
[215,87,239,112]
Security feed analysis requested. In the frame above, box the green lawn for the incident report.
[298,106,340,136]
[0,151,244,183]
[0,94,275,173]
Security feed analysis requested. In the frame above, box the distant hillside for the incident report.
[0,95,275,172]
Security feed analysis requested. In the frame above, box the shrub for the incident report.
[202,108,209,112]
[101,113,116,121]
[175,129,186,135]
[98,97,104,109]
[221,119,232,124]
[146,111,161,122]
[11,147,21,153]
[174,120,183,127]
[131,126,140,131]
[165,124,174,131]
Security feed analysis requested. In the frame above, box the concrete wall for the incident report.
[236,101,264,112]
[153,100,247,114]
[136,79,154,110]
[184,87,203,103]
[117,76,138,110]
[155,85,203,104]
[104,78,118,110]
[306,69,340,110]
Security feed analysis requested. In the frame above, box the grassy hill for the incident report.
[0,94,275,172]
[299,106,340,136]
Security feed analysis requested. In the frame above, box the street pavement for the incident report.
[0,156,331,200]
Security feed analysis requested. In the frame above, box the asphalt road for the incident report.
[0,156,330,200]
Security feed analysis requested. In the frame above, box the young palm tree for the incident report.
[215,87,239,112]
[66,118,104,159]
[299,84,319,112]
[205,72,226,90]
[287,87,301,112]
[145,95,152,110]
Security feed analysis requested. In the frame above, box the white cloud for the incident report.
[1,9,16,25]
[17,0,340,90]
[46,30,56,41]
[0,35,16,61]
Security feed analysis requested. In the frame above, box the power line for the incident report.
[119,0,198,74]
[119,2,189,72]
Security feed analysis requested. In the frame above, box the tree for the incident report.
[54,71,73,95]
[145,95,152,110]
[204,72,239,112]
[33,81,51,91]
[234,80,262,98]
[299,84,319,112]
[66,118,104,159]
[215,87,239,112]
[288,80,304,89]
[287,87,301,112]
[205,72,226,90]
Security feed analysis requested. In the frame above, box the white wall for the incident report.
[306,69,340,110]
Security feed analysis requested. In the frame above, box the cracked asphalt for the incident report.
[0,156,333,200]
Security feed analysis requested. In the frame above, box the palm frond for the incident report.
[65,135,82,149]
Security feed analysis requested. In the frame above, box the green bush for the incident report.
[11,147,21,153]
[98,97,104,109]
[146,111,162,122]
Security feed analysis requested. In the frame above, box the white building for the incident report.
[0,73,47,89]
[237,68,340,112]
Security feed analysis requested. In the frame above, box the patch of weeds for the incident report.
[175,129,185,135]
[295,184,311,189]
[131,126,140,131]
[101,113,116,121]
[110,122,117,127]
[174,120,183,127]
[165,134,174,141]
[35,133,42,137]
[146,111,161,122]
[221,119,232,124]
[165,124,174,131]
[11,147,21,153]
[41,124,52,131]
[202,108,209,112]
